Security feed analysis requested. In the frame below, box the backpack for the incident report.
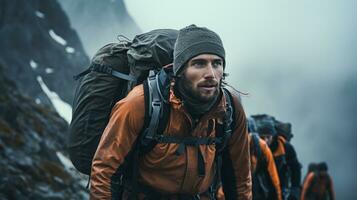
[68,29,179,175]
[67,29,236,180]
[274,120,293,142]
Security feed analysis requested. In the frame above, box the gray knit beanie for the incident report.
[173,24,225,75]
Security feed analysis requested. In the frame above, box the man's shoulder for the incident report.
[126,84,145,99]
[114,84,145,108]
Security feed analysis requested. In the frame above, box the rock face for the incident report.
[0,0,89,106]
[0,0,91,199]
[58,0,141,56]
[0,64,88,199]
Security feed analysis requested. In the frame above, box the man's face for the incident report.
[181,54,224,102]
[260,135,273,145]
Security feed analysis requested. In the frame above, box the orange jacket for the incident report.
[301,172,335,200]
[90,85,252,199]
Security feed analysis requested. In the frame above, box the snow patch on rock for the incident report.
[36,76,72,123]
[49,29,67,46]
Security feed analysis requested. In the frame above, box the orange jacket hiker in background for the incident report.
[301,162,335,200]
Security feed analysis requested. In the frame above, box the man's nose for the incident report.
[204,62,216,79]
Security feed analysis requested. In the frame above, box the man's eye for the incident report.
[212,61,223,68]
[192,61,205,67]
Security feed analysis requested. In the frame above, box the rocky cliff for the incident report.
[0,64,88,199]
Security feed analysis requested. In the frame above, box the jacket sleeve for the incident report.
[90,87,145,200]
[285,142,302,188]
[260,140,282,200]
[221,92,252,200]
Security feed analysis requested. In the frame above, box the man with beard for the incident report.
[90,25,252,200]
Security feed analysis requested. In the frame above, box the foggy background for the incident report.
[121,0,356,199]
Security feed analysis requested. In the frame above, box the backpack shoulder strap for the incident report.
[141,71,167,145]
[216,88,235,153]
[73,63,137,81]
[129,70,170,197]
[139,69,172,152]
[210,88,236,196]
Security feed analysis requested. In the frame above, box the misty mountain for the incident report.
[58,0,141,56]
[0,64,88,199]
[0,0,89,107]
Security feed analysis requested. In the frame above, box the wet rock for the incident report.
[0,65,88,199]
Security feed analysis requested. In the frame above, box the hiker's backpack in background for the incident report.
[68,29,179,175]
[274,120,293,142]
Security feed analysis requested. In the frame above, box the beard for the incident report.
[179,75,220,103]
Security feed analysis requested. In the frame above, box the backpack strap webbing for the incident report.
[216,88,234,153]
[154,135,221,145]
[72,68,91,80]
[211,88,235,198]
[73,63,136,81]
[141,72,165,144]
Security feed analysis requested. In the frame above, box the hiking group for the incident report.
[67,25,335,200]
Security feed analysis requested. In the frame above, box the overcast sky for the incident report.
[124,0,357,198]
